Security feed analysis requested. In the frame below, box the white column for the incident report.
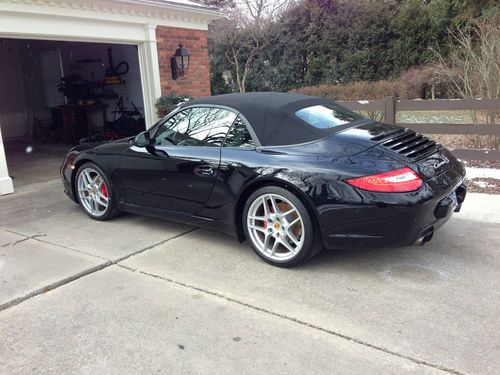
[138,24,162,129]
[0,124,14,195]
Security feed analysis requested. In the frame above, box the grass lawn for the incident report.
[396,110,476,124]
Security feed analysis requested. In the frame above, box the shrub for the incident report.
[155,95,193,118]
[400,64,458,99]
[290,80,421,101]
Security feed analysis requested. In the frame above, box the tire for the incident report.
[243,186,322,267]
[75,162,120,221]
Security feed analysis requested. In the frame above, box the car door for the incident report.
[119,106,237,215]
[198,115,259,224]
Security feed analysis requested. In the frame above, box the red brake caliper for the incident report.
[100,183,108,198]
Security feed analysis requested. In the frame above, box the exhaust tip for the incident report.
[422,231,434,245]
[414,230,434,246]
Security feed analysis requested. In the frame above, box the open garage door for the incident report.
[0,38,146,188]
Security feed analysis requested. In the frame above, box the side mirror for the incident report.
[133,131,151,147]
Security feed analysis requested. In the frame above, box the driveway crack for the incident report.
[113,227,198,264]
[0,261,112,312]
[2,234,45,248]
[0,228,197,312]
[117,264,468,375]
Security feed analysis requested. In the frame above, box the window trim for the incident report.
[221,115,257,150]
[210,105,260,148]
[221,119,257,149]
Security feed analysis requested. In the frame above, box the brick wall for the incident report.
[156,26,211,98]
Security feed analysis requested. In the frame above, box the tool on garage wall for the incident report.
[104,48,129,85]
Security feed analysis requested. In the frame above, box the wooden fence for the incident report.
[340,97,500,161]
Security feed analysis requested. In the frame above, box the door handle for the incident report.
[194,165,215,177]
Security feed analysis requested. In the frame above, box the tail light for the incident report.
[345,167,423,193]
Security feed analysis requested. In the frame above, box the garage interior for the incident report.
[0,38,145,187]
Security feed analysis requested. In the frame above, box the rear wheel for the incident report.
[75,163,119,221]
[243,186,321,267]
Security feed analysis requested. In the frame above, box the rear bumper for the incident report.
[318,168,466,250]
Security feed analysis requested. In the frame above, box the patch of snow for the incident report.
[471,180,494,188]
[465,167,500,180]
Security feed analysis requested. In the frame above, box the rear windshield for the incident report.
[295,103,363,129]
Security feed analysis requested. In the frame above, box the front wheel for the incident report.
[75,163,119,221]
[243,186,321,267]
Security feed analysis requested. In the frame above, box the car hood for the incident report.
[71,137,132,153]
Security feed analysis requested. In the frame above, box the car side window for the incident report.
[223,116,255,148]
[154,109,193,146]
[154,107,236,147]
[203,108,237,146]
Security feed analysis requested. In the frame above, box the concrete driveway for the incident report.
[1,179,499,375]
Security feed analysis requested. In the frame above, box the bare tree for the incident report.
[433,16,500,123]
[211,0,292,92]
[432,16,499,150]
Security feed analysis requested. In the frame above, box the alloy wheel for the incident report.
[77,167,110,217]
[247,193,305,262]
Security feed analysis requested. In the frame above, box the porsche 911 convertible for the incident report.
[61,92,466,267]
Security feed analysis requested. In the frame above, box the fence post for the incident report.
[384,96,395,124]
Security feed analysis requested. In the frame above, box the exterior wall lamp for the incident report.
[171,43,190,80]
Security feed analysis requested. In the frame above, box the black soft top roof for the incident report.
[179,92,340,146]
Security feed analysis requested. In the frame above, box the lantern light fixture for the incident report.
[171,43,190,80]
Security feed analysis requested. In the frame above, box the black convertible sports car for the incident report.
[61,92,466,267]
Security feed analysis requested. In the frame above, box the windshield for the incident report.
[295,103,364,129]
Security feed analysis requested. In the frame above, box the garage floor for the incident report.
[0,163,499,374]
[4,138,71,188]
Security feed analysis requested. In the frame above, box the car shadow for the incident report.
[179,225,423,271]
[305,245,410,268]
[99,212,481,278]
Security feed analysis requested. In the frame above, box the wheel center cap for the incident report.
[274,222,281,231]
